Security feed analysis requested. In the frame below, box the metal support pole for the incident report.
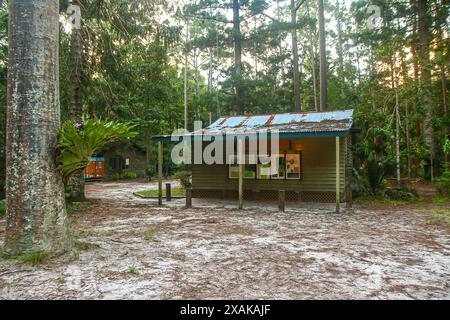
[238,138,244,210]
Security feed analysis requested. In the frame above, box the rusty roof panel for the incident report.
[243,115,271,127]
[204,110,354,134]
[219,116,248,128]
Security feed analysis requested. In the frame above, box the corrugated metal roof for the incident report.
[203,110,354,134]
[151,110,355,141]
[242,115,272,127]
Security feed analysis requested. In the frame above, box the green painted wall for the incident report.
[192,136,347,193]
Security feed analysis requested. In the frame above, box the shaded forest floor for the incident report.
[0,180,449,300]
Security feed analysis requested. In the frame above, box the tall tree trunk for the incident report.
[335,0,344,78]
[435,0,449,163]
[233,0,243,115]
[394,66,401,187]
[184,20,189,130]
[410,0,421,177]
[417,0,435,181]
[207,47,213,93]
[400,52,413,178]
[317,0,328,110]
[311,45,319,112]
[67,0,86,202]
[5,0,71,255]
[194,49,200,120]
[306,1,318,111]
[291,0,301,112]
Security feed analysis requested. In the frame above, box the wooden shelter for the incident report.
[152,110,356,212]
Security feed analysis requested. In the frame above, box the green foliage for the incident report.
[385,187,419,202]
[127,266,139,275]
[122,171,138,179]
[57,119,138,182]
[350,168,367,197]
[173,171,192,189]
[145,167,154,178]
[366,153,391,194]
[444,140,450,155]
[111,171,138,180]
[11,251,49,264]
[0,199,5,218]
[425,209,450,228]
[436,163,450,195]
[432,195,450,205]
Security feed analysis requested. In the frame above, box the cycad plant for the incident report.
[57,119,138,183]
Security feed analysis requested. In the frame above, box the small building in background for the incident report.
[83,141,147,180]
[152,109,356,209]
[82,156,105,181]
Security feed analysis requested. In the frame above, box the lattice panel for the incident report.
[302,192,338,203]
[192,189,224,199]
[193,189,342,203]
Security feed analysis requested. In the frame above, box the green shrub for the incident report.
[0,199,5,218]
[145,167,154,178]
[385,187,419,202]
[57,119,138,183]
[11,251,49,264]
[173,171,192,189]
[122,171,138,179]
[425,209,450,228]
[111,171,138,180]
[436,163,450,195]
[350,168,367,197]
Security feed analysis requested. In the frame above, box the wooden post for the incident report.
[158,141,163,206]
[346,134,353,209]
[279,190,285,212]
[186,188,192,208]
[166,183,171,202]
[238,138,244,210]
[336,136,341,214]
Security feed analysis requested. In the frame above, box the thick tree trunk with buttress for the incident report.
[5,0,71,255]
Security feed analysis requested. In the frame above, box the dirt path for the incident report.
[0,181,449,300]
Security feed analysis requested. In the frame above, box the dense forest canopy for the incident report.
[0,0,448,198]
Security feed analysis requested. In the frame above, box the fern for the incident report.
[57,119,138,183]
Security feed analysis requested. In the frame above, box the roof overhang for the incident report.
[151,130,349,142]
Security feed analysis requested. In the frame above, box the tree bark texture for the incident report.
[5,0,71,255]
[317,0,328,110]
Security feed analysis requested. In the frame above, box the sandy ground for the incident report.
[0,180,449,300]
